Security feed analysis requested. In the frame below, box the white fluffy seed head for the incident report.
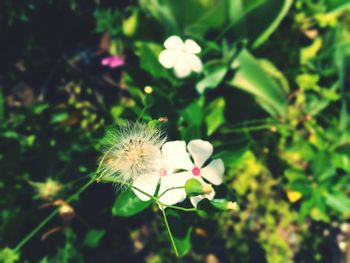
[99,122,166,185]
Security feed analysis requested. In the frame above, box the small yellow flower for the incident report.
[287,191,302,203]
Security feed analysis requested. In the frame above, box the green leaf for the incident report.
[225,0,291,47]
[300,37,322,64]
[32,102,49,114]
[332,153,350,173]
[0,247,20,263]
[185,0,229,36]
[179,96,205,140]
[250,0,293,48]
[180,97,204,127]
[285,169,311,196]
[165,209,193,257]
[135,42,171,79]
[205,97,225,136]
[112,189,152,217]
[51,112,69,124]
[325,192,350,215]
[83,229,106,248]
[139,0,178,30]
[196,60,229,94]
[258,59,290,92]
[229,49,287,118]
[122,9,139,37]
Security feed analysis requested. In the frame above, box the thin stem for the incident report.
[84,176,196,256]
[14,174,97,252]
[157,186,185,198]
[105,178,159,202]
[162,205,197,212]
[104,177,197,212]
[162,209,179,257]
[14,210,58,252]
[67,175,97,202]
[221,124,272,134]
[137,105,149,122]
[226,117,273,128]
[64,175,90,187]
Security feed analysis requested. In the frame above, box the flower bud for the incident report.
[144,85,153,94]
[185,178,205,196]
[201,184,213,195]
[226,201,239,211]
[209,199,240,211]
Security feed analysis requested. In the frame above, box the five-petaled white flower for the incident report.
[99,122,166,201]
[157,140,224,207]
[159,36,203,78]
[100,123,225,208]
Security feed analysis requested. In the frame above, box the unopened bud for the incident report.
[340,223,350,233]
[270,126,277,133]
[158,117,168,123]
[339,241,347,252]
[202,184,213,195]
[226,201,239,211]
[185,178,203,196]
[144,85,153,94]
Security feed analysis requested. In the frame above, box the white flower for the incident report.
[159,36,203,78]
[99,122,166,201]
[157,140,224,207]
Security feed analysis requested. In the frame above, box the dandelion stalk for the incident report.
[14,173,97,252]
[14,210,58,252]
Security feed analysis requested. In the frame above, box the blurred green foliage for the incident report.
[1,0,350,262]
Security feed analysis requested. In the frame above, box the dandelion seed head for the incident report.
[99,122,166,185]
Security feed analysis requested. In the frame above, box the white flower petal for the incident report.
[164,35,184,50]
[173,54,192,78]
[132,172,159,201]
[184,39,201,54]
[159,49,179,69]
[201,159,224,185]
[186,53,202,73]
[190,188,216,207]
[158,171,192,206]
[162,141,193,170]
[187,139,213,168]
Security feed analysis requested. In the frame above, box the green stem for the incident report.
[157,186,184,198]
[86,176,196,256]
[14,209,58,252]
[221,124,272,134]
[137,105,149,122]
[111,179,196,212]
[226,118,273,128]
[162,205,197,212]
[14,175,97,252]
[162,209,179,257]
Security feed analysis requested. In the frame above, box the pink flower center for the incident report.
[192,166,200,176]
[159,168,167,176]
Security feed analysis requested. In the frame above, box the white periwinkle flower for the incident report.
[99,122,166,201]
[159,35,203,78]
[157,140,224,207]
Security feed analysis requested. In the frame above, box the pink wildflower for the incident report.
[101,56,125,68]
